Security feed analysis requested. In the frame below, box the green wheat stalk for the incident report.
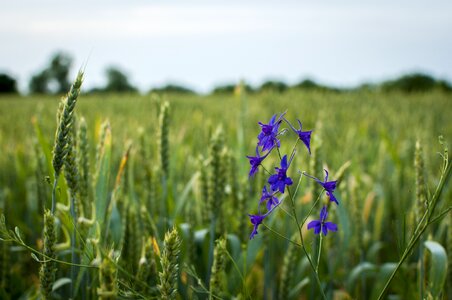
[158,227,181,300]
[77,117,90,218]
[209,237,227,299]
[51,70,83,214]
[39,209,57,300]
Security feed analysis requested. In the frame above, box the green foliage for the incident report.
[382,73,452,93]
[104,66,138,93]
[150,84,195,95]
[0,87,450,299]
[29,52,73,95]
[211,82,254,95]
[158,227,181,300]
[293,79,341,93]
[39,210,57,299]
[423,241,448,299]
[0,73,17,94]
[259,80,288,93]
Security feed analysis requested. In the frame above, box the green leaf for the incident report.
[14,226,23,243]
[289,277,310,298]
[173,172,199,219]
[30,252,41,262]
[52,278,72,291]
[370,263,397,300]
[346,262,377,292]
[424,240,448,298]
[366,241,384,263]
[32,118,53,180]
[94,126,112,227]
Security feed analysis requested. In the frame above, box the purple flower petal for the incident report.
[304,169,339,205]
[308,206,338,236]
[324,222,338,232]
[327,191,339,205]
[314,226,321,235]
[248,214,266,239]
[281,155,288,169]
[307,220,321,229]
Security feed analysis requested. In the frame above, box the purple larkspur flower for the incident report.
[268,155,293,193]
[284,118,312,154]
[248,197,281,239]
[259,185,279,211]
[257,113,285,152]
[304,169,339,204]
[246,147,272,177]
[248,213,266,239]
[307,206,338,235]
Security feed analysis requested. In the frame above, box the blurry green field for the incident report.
[0,89,450,299]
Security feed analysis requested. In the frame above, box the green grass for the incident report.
[0,89,450,299]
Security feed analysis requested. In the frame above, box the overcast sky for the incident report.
[1,0,452,93]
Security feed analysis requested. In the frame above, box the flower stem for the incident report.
[287,186,327,300]
[316,233,323,273]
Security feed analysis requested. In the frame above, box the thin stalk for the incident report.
[316,234,323,273]
[377,157,451,300]
[224,249,250,299]
[262,223,301,247]
[69,194,78,297]
[287,187,327,300]
[8,239,97,268]
[206,217,216,285]
[428,207,451,224]
[51,177,58,215]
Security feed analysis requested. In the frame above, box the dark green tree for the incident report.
[48,53,72,93]
[259,80,288,93]
[211,83,254,95]
[29,51,73,94]
[29,71,49,94]
[150,84,195,95]
[293,79,341,93]
[104,67,137,93]
[211,84,236,94]
[382,73,438,93]
[294,79,319,90]
[0,73,18,94]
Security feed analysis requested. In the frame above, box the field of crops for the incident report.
[0,74,450,299]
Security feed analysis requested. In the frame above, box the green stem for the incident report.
[262,223,301,247]
[428,207,451,225]
[70,194,78,297]
[287,187,327,300]
[224,249,248,296]
[377,155,451,300]
[206,217,216,285]
[8,238,97,268]
[316,234,323,273]
[274,146,326,299]
[51,177,58,215]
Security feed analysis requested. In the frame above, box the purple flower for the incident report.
[248,214,266,239]
[268,155,293,193]
[284,118,312,154]
[257,113,284,152]
[259,185,279,211]
[246,147,272,177]
[307,206,338,236]
[304,169,339,205]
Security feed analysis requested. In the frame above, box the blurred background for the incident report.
[1,0,452,94]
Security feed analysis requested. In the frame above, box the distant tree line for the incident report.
[1,52,451,95]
